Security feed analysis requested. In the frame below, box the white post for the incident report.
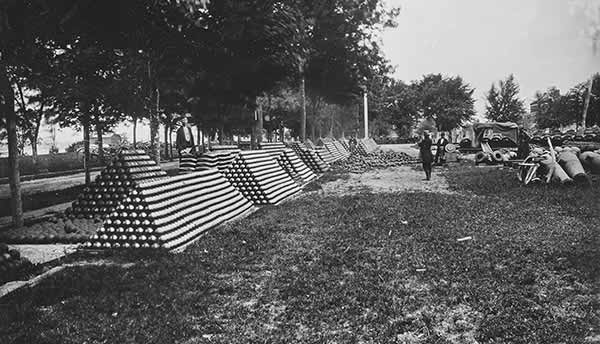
[363,90,368,139]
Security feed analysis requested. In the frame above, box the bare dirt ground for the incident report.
[321,165,456,195]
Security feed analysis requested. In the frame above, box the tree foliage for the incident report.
[534,74,600,129]
[413,74,476,132]
[485,74,526,123]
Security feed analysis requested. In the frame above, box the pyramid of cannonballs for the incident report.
[353,140,368,155]
[68,150,167,219]
[338,138,350,152]
[259,142,302,183]
[366,138,380,151]
[223,150,301,205]
[282,148,317,184]
[259,142,317,184]
[210,144,240,151]
[319,137,349,161]
[179,154,198,173]
[84,169,255,252]
[196,149,240,172]
[314,145,337,165]
[288,142,330,173]
[332,138,351,158]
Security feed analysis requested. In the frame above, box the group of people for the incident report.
[418,132,449,181]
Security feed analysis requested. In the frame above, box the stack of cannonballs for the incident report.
[257,142,306,184]
[196,150,240,172]
[314,146,337,165]
[85,169,255,252]
[530,126,600,146]
[275,152,303,184]
[0,243,32,284]
[288,142,330,173]
[282,148,317,184]
[224,151,301,205]
[332,150,419,173]
[225,159,269,204]
[85,186,158,250]
[320,137,351,161]
[0,216,98,244]
[68,150,167,220]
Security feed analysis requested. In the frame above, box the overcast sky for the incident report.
[381,0,599,117]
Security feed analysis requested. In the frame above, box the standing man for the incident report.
[176,113,195,155]
[419,131,434,181]
[435,132,448,165]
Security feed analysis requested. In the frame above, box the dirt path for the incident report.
[321,165,455,195]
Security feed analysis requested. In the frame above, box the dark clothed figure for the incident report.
[349,136,357,153]
[435,134,448,165]
[419,134,434,180]
[176,118,196,156]
[517,130,531,159]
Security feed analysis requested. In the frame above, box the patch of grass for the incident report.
[0,166,598,343]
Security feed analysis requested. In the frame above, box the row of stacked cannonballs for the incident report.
[6,137,351,251]
[82,139,351,251]
[68,151,167,219]
[530,128,600,145]
[84,168,256,251]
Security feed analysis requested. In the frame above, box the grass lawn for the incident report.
[0,164,598,343]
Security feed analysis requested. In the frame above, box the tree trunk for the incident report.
[147,59,160,163]
[300,75,307,142]
[96,117,104,164]
[196,125,201,153]
[582,76,593,130]
[149,86,160,164]
[207,129,212,150]
[218,125,224,145]
[169,126,174,158]
[257,105,263,145]
[1,62,23,227]
[83,113,91,185]
[163,120,169,159]
[132,115,137,148]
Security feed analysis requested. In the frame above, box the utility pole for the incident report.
[582,26,599,130]
[363,89,368,139]
[582,77,593,130]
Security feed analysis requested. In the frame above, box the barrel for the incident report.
[558,151,587,181]
[539,154,572,184]
[579,151,600,174]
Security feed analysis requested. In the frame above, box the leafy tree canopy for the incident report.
[485,74,526,123]
[413,74,476,132]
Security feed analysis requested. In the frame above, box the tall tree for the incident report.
[0,1,77,226]
[414,74,476,132]
[485,74,526,123]
[533,87,579,129]
[296,0,400,141]
[368,78,419,138]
